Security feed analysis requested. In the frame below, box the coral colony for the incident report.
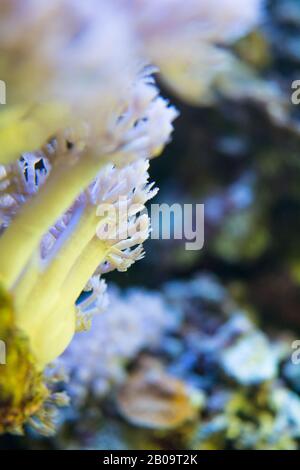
[59,286,178,407]
[0,0,263,434]
[56,276,300,450]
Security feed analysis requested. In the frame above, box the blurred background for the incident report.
[2,0,300,450]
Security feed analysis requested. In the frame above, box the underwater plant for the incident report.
[0,0,264,434]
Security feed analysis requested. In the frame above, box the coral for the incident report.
[0,0,265,435]
[126,0,265,103]
[48,275,300,450]
[58,286,178,406]
[0,285,70,436]
[0,285,47,434]
[116,357,204,430]
[220,331,277,386]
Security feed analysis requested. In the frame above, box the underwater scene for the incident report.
[1,0,300,452]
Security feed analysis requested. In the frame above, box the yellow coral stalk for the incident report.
[12,210,107,367]
[0,152,110,288]
[0,102,70,164]
[13,206,99,313]
[16,237,108,367]
[0,285,48,431]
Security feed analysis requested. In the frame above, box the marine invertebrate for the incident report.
[128,0,265,103]
[48,275,300,451]
[59,286,178,406]
[0,53,175,436]
[116,357,203,431]
[0,0,264,434]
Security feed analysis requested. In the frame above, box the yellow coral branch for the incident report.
[0,153,110,289]
[15,237,108,367]
[14,206,99,321]
[0,102,70,164]
[0,284,48,432]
